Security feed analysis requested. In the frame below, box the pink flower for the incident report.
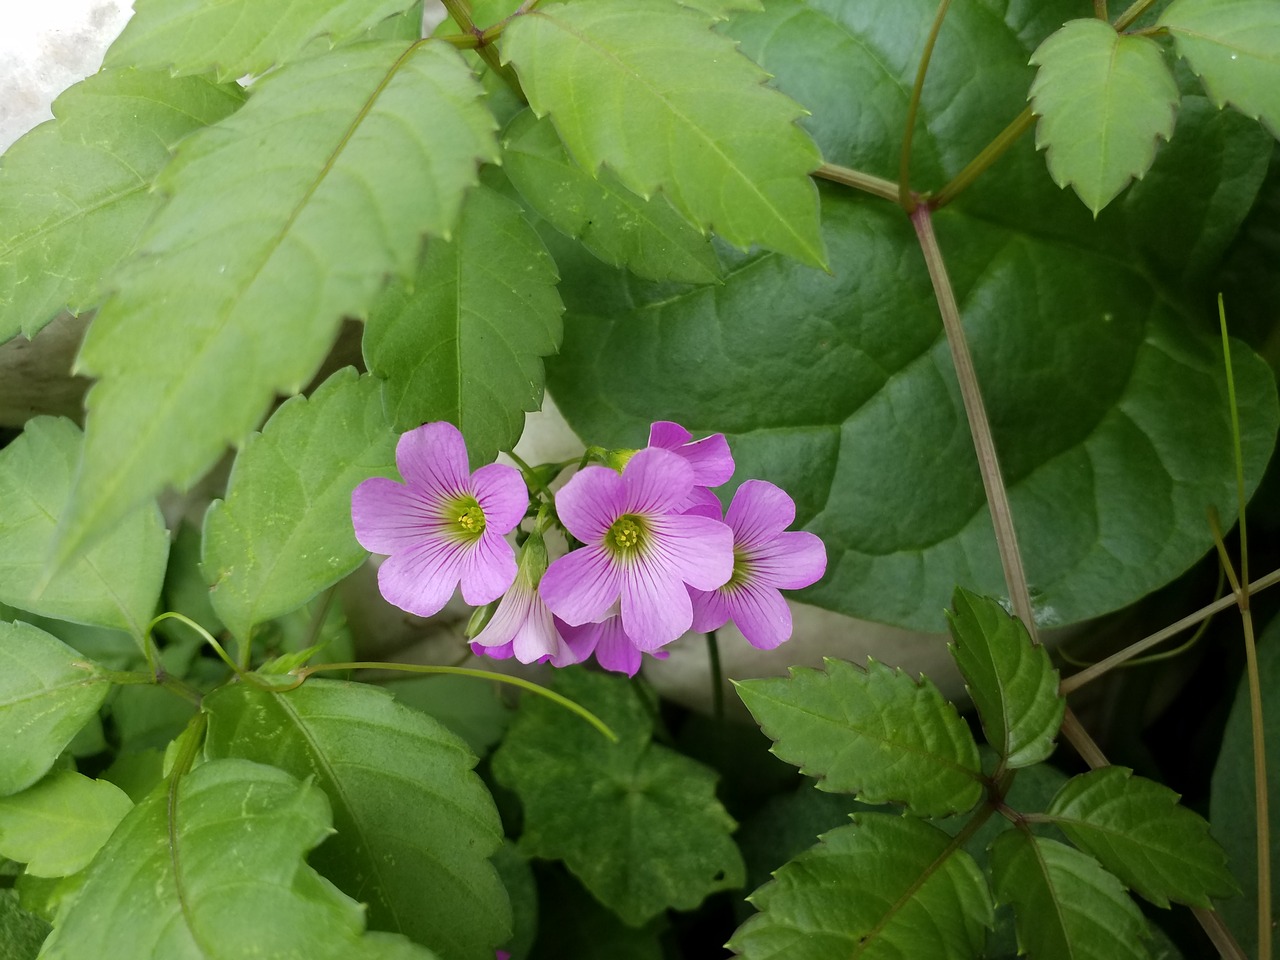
[352,422,527,618]
[538,447,734,650]
[648,420,734,516]
[689,480,826,649]
[470,532,577,665]
[555,615,667,676]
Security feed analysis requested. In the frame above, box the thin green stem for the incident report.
[1220,296,1249,591]
[706,631,724,721]
[149,612,240,676]
[1094,0,1109,19]
[813,162,900,203]
[1059,708,1109,769]
[1113,0,1160,31]
[900,0,953,210]
[931,107,1035,209]
[440,0,522,94]
[89,666,205,706]
[298,661,617,741]
[506,449,556,501]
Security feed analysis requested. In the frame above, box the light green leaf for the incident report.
[362,183,563,464]
[0,622,110,797]
[500,0,825,267]
[990,832,1149,960]
[502,109,721,283]
[1046,766,1236,909]
[491,668,745,926]
[37,758,439,960]
[730,813,992,960]
[0,772,132,878]
[0,70,244,344]
[204,679,509,960]
[201,369,397,643]
[947,589,1063,768]
[1029,19,1179,214]
[1160,0,1280,138]
[106,0,426,80]
[59,40,497,566]
[0,418,167,640]
[735,658,983,817]
[676,0,764,18]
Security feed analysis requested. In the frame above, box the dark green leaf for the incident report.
[729,813,992,959]
[382,676,513,757]
[204,679,509,960]
[492,843,537,960]
[0,888,49,960]
[527,866,665,960]
[491,668,745,925]
[0,622,110,796]
[947,589,1063,768]
[735,658,983,817]
[0,772,132,877]
[363,184,563,464]
[201,369,397,643]
[990,832,1149,960]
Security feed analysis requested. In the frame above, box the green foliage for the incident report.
[0,70,244,342]
[201,369,397,643]
[0,772,132,878]
[491,668,745,925]
[0,418,168,640]
[735,658,983,817]
[60,39,498,565]
[382,675,513,757]
[0,622,110,796]
[990,832,1150,960]
[528,868,666,960]
[37,758,439,960]
[362,184,564,464]
[204,679,510,960]
[729,813,992,959]
[1045,766,1237,909]
[0,890,49,960]
[1029,19,1179,214]
[947,589,1063,768]
[501,0,825,267]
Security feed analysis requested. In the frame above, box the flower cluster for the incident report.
[351,420,826,676]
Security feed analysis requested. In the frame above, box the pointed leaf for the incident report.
[1045,766,1236,908]
[37,758,438,960]
[502,109,721,283]
[729,814,992,959]
[0,771,132,878]
[204,679,509,960]
[1029,19,1179,214]
[1160,0,1280,138]
[60,40,498,564]
[491,668,745,926]
[735,658,983,817]
[0,70,244,343]
[990,832,1149,960]
[947,589,1063,768]
[106,0,426,80]
[0,418,167,639]
[363,184,563,463]
[500,0,825,267]
[201,369,398,643]
[0,622,110,796]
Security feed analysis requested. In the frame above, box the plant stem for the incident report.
[149,611,241,676]
[1113,0,1161,31]
[1094,0,1109,19]
[706,630,724,721]
[931,107,1035,209]
[1193,907,1249,960]
[1059,708,1108,768]
[440,0,518,89]
[900,0,953,210]
[813,162,901,204]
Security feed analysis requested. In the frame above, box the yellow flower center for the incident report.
[445,496,486,542]
[605,514,648,557]
[723,547,752,591]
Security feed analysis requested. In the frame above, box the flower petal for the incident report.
[689,586,731,634]
[620,561,693,650]
[554,618,600,667]
[682,485,725,519]
[647,515,734,590]
[723,580,793,650]
[725,480,795,547]
[395,422,470,497]
[591,616,643,676]
[351,477,442,554]
[749,531,827,589]
[648,421,692,448]
[457,532,518,606]
[470,639,515,660]
[555,466,625,542]
[649,422,735,488]
[622,447,694,516]
[539,546,620,625]
[375,539,463,618]
[471,462,529,534]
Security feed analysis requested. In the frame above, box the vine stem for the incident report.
[813,162,900,203]
[900,0,953,210]
[932,107,1035,209]
[1113,0,1161,31]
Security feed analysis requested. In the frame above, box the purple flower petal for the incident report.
[648,515,734,590]
[682,486,725,520]
[620,561,693,650]
[351,478,440,554]
[395,422,470,496]
[470,638,515,660]
[622,447,694,516]
[647,421,692,448]
[553,617,599,667]
[376,538,464,618]
[457,534,518,606]
[749,530,827,590]
[725,480,795,547]
[592,616,644,676]
[472,462,529,534]
[555,466,626,543]
[539,545,620,625]
[689,585,731,634]
[649,421,735,487]
[723,579,794,650]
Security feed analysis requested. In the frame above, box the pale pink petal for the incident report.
[647,515,734,590]
[648,421,692,448]
[592,617,644,676]
[539,546,620,625]
[689,586,731,634]
[375,539,463,618]
[749,530,827,590]
[724,580,794,650]
[352,478,444,554]
[726,480,794,547]
[395,422,470,496]
[471,462,529,533]
[620,561,693,650]
[622,447,693,516]
[554,618,600,666]
[457,533,518,606]
[682,486,724,519]
[555,466,625,542]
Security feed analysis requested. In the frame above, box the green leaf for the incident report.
[947,589,1063,768]
[502,109,721,283]
[1028,19,1179,214]
[201,369,397,643]
[60,40,498,565]
[37,758,439,960]
[0,418,168,640]
[0,888,50,960]
[106,0,426,80]
[0,70,244,343]
[491,668,745,926]
[735,658,983,818]
[1160,0,1280,138]
[1045,766,1236,909]
[500,0,825,267]
[362,184,563,464]
[729,813,992,960]
[204,679,509,960]
[0,772,132,878]
[990,832,1149,960]
[528,867,666,960]
[383,676,513,757]
[0,622,110,796]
